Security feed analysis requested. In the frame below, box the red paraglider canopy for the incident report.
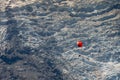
[77,41,83,47]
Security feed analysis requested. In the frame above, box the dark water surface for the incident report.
[0,0,120,80]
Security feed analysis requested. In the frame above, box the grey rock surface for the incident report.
[0,0,120,80]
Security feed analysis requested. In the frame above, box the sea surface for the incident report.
[0,0,120,80]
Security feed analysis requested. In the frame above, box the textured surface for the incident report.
[0,0,120,80]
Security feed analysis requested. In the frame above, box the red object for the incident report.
[77,41,83,47]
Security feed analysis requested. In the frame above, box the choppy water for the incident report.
[0,0,120,80]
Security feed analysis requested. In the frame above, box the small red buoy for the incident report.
[77,41,83,47]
